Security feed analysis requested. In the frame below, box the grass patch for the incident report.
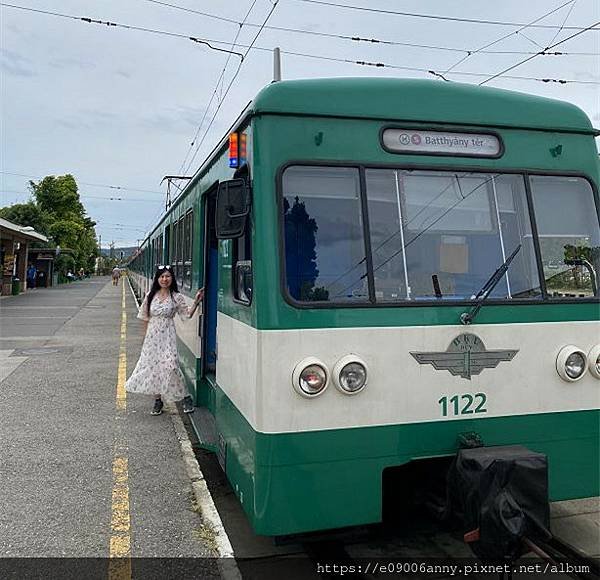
[192,522,219,554]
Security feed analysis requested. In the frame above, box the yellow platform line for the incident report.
[116,283,128,411]
[109,282,131,580]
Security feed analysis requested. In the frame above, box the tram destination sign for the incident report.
[382,128,502,157]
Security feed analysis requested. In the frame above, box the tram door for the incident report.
[201,185,219,385]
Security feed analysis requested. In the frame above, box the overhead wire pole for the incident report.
[480,19,600,85]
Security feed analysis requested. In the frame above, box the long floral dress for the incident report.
[125,291,194,402]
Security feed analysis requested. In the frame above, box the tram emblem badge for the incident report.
[410,333,518,380]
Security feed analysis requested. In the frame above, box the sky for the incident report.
[1,0,599,248]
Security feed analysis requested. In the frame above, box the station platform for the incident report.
[0,277,221,578]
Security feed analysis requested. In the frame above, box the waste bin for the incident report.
[11,278,21,295]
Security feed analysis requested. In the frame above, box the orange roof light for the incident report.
[229,133,239,168]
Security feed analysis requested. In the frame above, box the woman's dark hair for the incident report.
[146,265,178,315]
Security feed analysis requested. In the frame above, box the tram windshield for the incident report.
[281,166,599,304]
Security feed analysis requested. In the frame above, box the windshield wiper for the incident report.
[460,244,521,325]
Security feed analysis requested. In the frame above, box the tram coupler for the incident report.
[446,445,551,559]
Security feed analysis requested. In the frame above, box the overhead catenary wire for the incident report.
[0,171,164,195]
[2,3,597,86]
[546,0,579,46]
[177,0,260,176]
[3,189,162,203]
[333,175,502,298]
[273,48,599,85]
[138,0,597,57]
[480,18,600,85]
[157,1,280,237]
[0,2,244,59]
[442,0,575,75]
[291,0,599,31]
[181,0,281,176]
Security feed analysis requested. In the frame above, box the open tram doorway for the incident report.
[201,184,219,387]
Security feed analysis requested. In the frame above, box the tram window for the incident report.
[184,210,193,290]
[176,217,184,287]
[530,176,599,298]
[365,169,541,302]
[171,220,177,273]
[282,166,368,303]
[233,227,252,304]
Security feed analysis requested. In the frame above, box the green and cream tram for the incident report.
[129,78,600,536]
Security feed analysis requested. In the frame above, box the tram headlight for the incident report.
[556,345,588,382]
[333,355,368,395]
[588,345,600,379]
[565,353,586,379]
[292,358,329,397]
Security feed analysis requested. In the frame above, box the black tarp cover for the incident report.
[447,445,551,559]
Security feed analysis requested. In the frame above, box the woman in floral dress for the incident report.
[125,265,204,415]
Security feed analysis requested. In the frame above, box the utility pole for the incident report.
[273,47,281,82]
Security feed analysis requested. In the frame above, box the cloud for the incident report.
[138,105,209,133]
[572,71,600,83]
[0,49,36,77]
[48,57,96,71]
[54,108,122,131]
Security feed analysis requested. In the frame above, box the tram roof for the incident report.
[252,78,597,135]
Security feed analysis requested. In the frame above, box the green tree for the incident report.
[54,253,75,277]
[1,174,99,272]
[31,175,84,221]
[0,201,49,238]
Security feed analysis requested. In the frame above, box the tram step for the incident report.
[188,406,218,452]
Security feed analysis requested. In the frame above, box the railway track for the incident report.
[534,537,600,580]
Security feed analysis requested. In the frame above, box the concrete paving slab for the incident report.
[0,349,28,382]
[549,496,600,558]
[0,278,221,577]
[550,511,600,558]
[551,497,600,518]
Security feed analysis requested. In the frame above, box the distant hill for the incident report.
[100,246,137,259]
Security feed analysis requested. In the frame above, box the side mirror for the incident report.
[216,178,251,239]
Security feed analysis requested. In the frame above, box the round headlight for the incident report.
[588,345,600,379]
[333,355,369,395]
[565,352,586,379]
[339,363,367,393]
[292,358,329,398]
[299,365,327,395]
[556,345,588,382]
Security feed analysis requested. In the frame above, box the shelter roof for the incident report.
[0,218,48,243]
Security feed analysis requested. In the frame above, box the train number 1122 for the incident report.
[438,393,487,417]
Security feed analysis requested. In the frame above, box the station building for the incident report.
[0,217,48,295]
